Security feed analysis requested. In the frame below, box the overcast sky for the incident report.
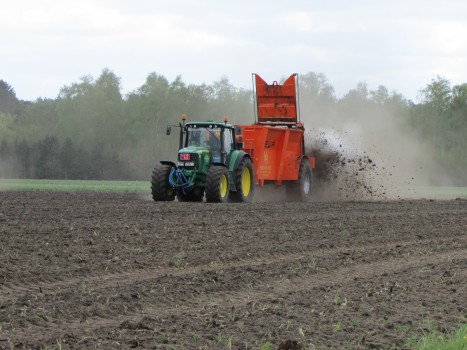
[1,0,466,101]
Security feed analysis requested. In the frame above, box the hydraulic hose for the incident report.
[168,168,195,195]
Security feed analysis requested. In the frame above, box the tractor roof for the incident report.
[186,121,234,128]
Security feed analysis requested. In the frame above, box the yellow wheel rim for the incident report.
[220,175,228,197]
[241,167,251,196]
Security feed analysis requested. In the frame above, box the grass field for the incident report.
[0,179,467,199]
[0,179,149,193]
[414,186,467,199]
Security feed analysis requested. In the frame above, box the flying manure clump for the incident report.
[305,129,388,201]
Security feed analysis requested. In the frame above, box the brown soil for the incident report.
[0,192,466,349]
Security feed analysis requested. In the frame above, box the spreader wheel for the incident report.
[286,158,312,202]
[151,164,176,202]
[229,157,254,202]
[205,166,230,203]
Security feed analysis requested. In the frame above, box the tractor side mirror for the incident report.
[235,141,244,150]
[166,126,172,135]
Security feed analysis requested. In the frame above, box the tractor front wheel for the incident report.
[151,164,176,202]
[229,157,254,202]
[205,166,230,203]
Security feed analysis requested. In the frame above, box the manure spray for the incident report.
[306,128,389,201]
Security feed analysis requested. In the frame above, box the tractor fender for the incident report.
[160,160,177,168]
[228,151,251,192]
[229,151,251,173]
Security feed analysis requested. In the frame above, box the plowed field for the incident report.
[0,192,466,349]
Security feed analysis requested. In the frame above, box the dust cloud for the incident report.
[0,158,19,180]
[301,104,439,201]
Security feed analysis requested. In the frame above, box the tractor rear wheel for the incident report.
[229,157,254,202]
[286,158,312,202]
[205,166,230,203]
[151,164,176,202]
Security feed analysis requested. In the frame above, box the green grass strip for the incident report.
[0,179,150,193]
[415,186,467,199]
[1,179,467,198]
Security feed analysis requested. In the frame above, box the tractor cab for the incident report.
[180,121,235,166]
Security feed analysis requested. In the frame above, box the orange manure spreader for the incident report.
[236,74,315,201]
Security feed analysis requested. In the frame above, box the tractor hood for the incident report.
[177,147,210,169]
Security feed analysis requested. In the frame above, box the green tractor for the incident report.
[151,115,254,203]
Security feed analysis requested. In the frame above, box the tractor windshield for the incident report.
[187,126,222,151]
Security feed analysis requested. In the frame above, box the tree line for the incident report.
[0,69,465,184]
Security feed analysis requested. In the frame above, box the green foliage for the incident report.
[0,179,149,192]
[0,112,16,143]
[0,80,19,114]
[409,77,467,184]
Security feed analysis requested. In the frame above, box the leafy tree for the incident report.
[59,138,78,179]
[56,69,125,159]
[0,140,9,158]
[16,98,58,143]
[33,136,61,179]
[298,72,336,124]
[206,76,252,123]
[0,140,14,178]
[0,80,19,114]
[299,72,335,102]
[369,85,390,104]
[15,140,31,178]
[0,112,17,144]
[420,76,452,111]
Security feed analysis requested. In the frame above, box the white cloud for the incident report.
[280,12,313,33]
[1,0,466,100]
[428,20,467,54]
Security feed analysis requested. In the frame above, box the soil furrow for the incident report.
[0,234,463,304]
[1,248,465,347]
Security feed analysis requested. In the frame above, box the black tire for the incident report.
[151,164,176,202]
[229,157,254,202]
[177,188,204,202]
[286,158,312,202]
[205,166,230,203]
